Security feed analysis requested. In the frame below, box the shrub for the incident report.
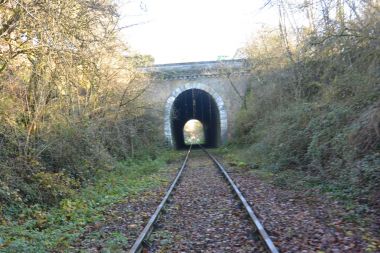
[32,172,79,205]
[236,21,380,207]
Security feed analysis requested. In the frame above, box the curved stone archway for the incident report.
[164,83,227,147]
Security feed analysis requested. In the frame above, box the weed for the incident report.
[0,150,182,252]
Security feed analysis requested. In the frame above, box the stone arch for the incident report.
[164,83,227,147]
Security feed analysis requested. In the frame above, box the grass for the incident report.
[0,150,182,252]
[219,145,376,225]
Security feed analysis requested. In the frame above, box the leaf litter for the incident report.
[223,160,380,253]
[148,151,266,252]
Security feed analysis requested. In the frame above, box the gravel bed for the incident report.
[223,161,380,252]
[148,151,266,252]
[71,164,179,252]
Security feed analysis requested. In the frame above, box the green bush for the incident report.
[0,112,163,213]
[42,127,112,181]
[235,28,380,207]
[0,149,179,252]
[32,172,79,205]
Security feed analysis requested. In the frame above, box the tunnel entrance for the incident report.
[170,88,221,149]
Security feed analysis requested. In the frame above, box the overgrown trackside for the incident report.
[0,150,181,252]
[233,0,379,220]
[0,0,156,221]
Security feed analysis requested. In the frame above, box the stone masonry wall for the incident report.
[140,60,250,146]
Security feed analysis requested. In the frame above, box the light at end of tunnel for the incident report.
[183,119,205,145]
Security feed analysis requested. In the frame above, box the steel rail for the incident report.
[129,145,192,253]
[201,147,279,253]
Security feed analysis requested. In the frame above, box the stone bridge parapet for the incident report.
[140,59,251,80]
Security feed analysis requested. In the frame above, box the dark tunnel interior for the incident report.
[171,89,221,149]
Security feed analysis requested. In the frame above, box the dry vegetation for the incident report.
[0,0,157,210]
[235,0,379,209]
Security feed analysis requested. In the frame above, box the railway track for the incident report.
[129,146,279,253]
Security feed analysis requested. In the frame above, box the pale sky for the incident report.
[118,0,280,64]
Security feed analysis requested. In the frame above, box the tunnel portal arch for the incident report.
[164,83,227,148]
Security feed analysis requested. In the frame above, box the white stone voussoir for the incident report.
[164,83,228,146]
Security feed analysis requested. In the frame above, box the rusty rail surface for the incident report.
[201,147,279,253]
[129,146,192,253]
